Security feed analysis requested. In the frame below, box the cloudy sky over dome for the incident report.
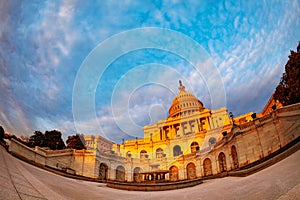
[0,1,299,143]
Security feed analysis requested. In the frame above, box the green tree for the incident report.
[29,131,46,147]
[274,42,300,105]
[0,126,5,142]
[44,130,66,150]
[66,134,86,150]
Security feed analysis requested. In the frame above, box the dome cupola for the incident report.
[168,80,204,118]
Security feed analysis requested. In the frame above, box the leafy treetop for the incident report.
[66,134,86,150]
[29,130,66,150]
[274,42,300,106]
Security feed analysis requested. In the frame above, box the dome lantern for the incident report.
[178,80,185,91]
[168,81,204,118]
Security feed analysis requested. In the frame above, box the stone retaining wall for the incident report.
[106,178,203,191]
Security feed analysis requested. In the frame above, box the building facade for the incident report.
[80,81,299,182]
[258,93,283,117]
[109,81,235,181]
[8,82,300,184]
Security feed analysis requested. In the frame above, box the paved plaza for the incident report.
[1,145,300,200]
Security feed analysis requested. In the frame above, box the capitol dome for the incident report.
[168,80,204,118]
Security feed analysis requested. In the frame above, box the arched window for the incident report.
[173,145,182,157]
[203,158,212,176]
[156,148,164,159]
[190,142,200,153]
[126,151,131,158]
[140,150,147,159]
[218,152,227,172]
[169,166,178,181]
[116,165,125,182]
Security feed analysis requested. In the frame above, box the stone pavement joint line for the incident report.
[0,145,22,199]
[1,147,47,200]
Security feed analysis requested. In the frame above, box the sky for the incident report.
[0,0,299,143]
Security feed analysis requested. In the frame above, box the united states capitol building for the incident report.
[9,81,300,184]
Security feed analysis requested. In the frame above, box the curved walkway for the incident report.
[1,145,300,200]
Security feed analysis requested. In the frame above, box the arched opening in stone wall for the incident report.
[231,145,239,169]
[116,165,125,182]
[156,148,164,159]
[186,162,196,179]
[203,158,212,176]
[190,142,200,153]
[218,152,227,172]
[99,163,108,181]
[173,145,182,157]
[140,150,147,159]
[133,167,142,183]
[169,165,178,181]
[126,151,131,158]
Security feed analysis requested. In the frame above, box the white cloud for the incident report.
[207,3,299,114]
[34,1,79,67]
[0,100,33,136]
[1,0,299,143]
[0,111,13,133]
